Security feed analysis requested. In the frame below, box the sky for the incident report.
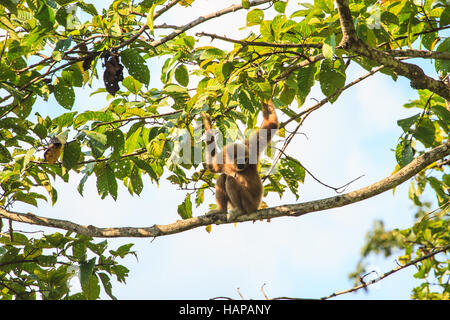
[7,0,449,300]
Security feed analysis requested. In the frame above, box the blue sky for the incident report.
[10,0,449,299]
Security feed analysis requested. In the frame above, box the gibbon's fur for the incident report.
[202,99,278,221]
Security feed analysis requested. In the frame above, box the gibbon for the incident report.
[201,99,278,221]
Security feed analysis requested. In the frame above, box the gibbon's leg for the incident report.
[205,174,228,216]
[215,173,229,212]
[225,176,257,221]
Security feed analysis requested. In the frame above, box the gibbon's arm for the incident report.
[201,112,223,173]
[247,99,278,160]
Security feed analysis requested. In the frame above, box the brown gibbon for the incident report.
[201,99,278,221]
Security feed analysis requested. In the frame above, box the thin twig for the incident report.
[261,283,269,300]
[277,148,365,194]
[196,32,322,49]
[281,64,386,128]
[92,110,182,129]
[0,31,8,61]
[321,244,450,300]
[236,288,245,300]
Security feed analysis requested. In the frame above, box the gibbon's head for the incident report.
[223,143,256,174]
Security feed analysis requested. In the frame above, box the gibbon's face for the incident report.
[224,143,250,173]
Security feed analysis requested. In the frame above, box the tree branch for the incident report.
[320,244,450,300]
[147,0,273,48]
[387,49,450,60]
[196,32,322,49]
[276,53,325,81]
[280,64,386,128]
[335,0,450,100]
[1,141,448,238]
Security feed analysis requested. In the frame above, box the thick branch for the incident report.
[1,141,448,238]
[387,49,450,60]
[335,0,450,100]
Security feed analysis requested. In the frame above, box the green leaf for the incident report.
[36,255,57,267]
[35,3,55,29]
[74,111,116,129]
[440,6,450,28]
[106,129,125,158]
[322,34,336,60]
[175,64,189,87]
[0,143,12,163]
[274,1,287,13]
[78,173,90,196]
[0,0,19,15]
[381,11,399,26]
[120,49,150,85]
[95,163,118,200]
[146,3,156,33]
[54,79,75,109]
[199,48,225,60]
[397,113,420,132]
[431,106,450,132]
[80,257,96,288]
[62,141,81,170]
[242,0,250,9]
[98,273,117,300]
[413,118,435,147]
[177,193,193,219]
[319,60,345,103]
[23,147,35,169]
[84,130,108,159]
[83,274,100,300]
[110,243,134,258]
[125,122,143,154]
[147,132,166,158]
[395,140,414,167]
[14,192,40,207]
[246,9,264,26]
[77,1,98,16]
[129,165,143,195]
[53,111,78,128]
[427,176,447,204]
[279,157,305,199]
[110,159,132,180]
[122,76,143,93]
[112,265,129,283]
[297,63,317,106]
[435,38,450,74]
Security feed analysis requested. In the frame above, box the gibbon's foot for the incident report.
[205,209,227,222]
[226,208,245,222]
[205,209,226,216]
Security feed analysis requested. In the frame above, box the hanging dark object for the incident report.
[102,51,124,96]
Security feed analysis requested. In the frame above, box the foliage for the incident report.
[0,0,448,299]
[0,231,135,299]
